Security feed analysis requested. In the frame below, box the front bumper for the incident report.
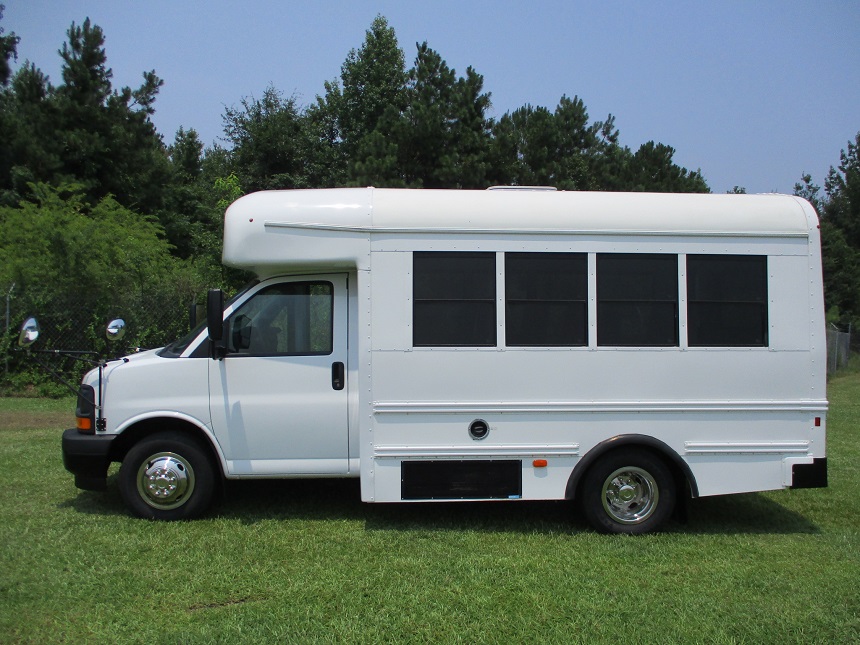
[62,428,118,491]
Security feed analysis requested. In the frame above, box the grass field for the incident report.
[1,375,859,643]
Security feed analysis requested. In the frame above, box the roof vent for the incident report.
[486,186,557,191]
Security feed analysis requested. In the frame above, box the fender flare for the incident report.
[565,434,699,500]
[111,411,228,476]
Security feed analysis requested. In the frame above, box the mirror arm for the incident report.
[26,348,100,363]
[96,360,105,430]
[23,351,97,403]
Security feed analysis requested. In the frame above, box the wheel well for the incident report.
[109,418,222,476]
[566,435,698,502]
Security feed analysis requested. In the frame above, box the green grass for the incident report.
[1,382,859,644]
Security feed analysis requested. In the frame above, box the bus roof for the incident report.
[222,188,817,273]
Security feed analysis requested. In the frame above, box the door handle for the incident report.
[332,362,345,391]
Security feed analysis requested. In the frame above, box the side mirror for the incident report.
[106,319,126,342]
[207,289,224,342]
[18,316,40,348]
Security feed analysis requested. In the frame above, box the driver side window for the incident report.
[226,282,333,356]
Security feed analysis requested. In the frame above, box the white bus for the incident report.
[59,187,828,534]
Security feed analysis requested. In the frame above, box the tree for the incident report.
[793,173,821,212]
[823,133,860,248]
[398,43,493,188]
[0,4,19,86]
[343,38,495,189]
[586,114,629,190]
[339,16,406,155]
[489,93,709,193]
[157,127,215,259]
[625,141,709,193]
[796,132,860,326]
[349,125,406,187]
[315,15,408,186]
[818,221,860,323]
[0,18,169,211]
[489,104,558,186]
[489,95,621,190]
[399,42,457,187]
[449,66,492,188]
[53,19,168,210]
[57,18,113,107]
[304,92,347,187]
[0,62,59,205]
[223,84,356,192]
[551,96,595,190]
[221,86,310,192]
[169,126,203,183]
[1,184,172,298]
[312,22,493,189]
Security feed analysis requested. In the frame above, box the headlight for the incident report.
[75,385,96,434]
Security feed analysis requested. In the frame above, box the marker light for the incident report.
[533,459,548,468]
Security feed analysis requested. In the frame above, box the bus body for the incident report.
[62,187,828,533]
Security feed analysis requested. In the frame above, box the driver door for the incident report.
[208,275,349,475]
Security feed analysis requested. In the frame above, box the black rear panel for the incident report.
[791,458,828,489]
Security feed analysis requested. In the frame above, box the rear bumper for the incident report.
[791,458,828,489]
[62,428,118,491]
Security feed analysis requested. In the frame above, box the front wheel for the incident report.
[580,449,676,535]
[119,432,216,520]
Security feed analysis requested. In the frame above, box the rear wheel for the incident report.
[581,449,676,534]
[119,431,216,520]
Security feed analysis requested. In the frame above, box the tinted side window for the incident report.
[413,252,496,347]
[687,255,768,347]
[597,254,678,347]
[227,282,333,356]
[506,253,588,346]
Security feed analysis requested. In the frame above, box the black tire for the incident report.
[119,431,216,520]
[580,449,676,535]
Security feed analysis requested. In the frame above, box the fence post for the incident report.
[4,283,14,377]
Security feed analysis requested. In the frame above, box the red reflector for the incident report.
[533,459,548,468]
[815,417,821,427]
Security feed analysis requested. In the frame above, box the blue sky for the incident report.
[4,0,858,194]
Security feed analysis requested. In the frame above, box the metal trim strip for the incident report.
[264,220,808,238]
[373,400,828,414]
[684,441,810,455]
[373,444,580,459]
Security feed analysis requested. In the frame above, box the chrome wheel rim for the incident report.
[136,452,195,510]
[601,466,659,524]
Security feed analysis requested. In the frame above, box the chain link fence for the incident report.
[826,324,853,374]
[3,283,198,390]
